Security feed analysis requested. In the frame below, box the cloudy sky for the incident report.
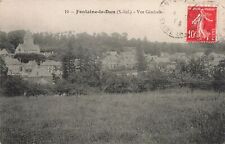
[0,0,224,42]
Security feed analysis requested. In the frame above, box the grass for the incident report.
[0,88,225,144]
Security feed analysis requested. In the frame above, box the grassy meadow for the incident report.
[0,88,225,144]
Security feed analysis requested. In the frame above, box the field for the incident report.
[0,88,225,144]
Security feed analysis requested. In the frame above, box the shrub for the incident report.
[212,60,225,92]
[101,72,149,93]
[25,83,51,96]
[172,57,214,91]
[2,76,53,97]
[14,53,46,64]
[55,80,87,95]
[144,69,173,90]
[2,76,28,96]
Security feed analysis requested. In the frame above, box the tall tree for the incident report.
[213,60,225,92]
[62,41,76,79]
[0,56,8,88]
[0,56,7,75]
[136,46,147,72]
[7,30,26,49]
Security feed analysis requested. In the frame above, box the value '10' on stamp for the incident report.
[186,6,217,43]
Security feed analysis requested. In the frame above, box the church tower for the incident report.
[15,31,41,54]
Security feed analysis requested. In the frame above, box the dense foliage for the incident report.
[14,53,46,64]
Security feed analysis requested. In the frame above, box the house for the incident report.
[208,52,225,66]
[119,47,137,69]
[101,51,120,70]
[40,60,62,73]
[170,52,188,62]
[15,31,40,54]
[101,47,137,71]
[24,66,53,84]
[192,52,205,59]
[3,31,63,84]
[0,49,9,57]
[4,57,22,75]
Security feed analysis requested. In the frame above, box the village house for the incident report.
[119,47,137,70]
[0,49,9,57]
[170,52,188,62]
[101,51,119,70]
[145,53,175,72]
[208,52,225,66]
[40,60,62,74]
[101,47,137,71]
[4,56,22,76]
[2,31,62,84]
[192,52,205,60]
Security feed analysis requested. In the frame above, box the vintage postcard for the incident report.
[0,0,225,143]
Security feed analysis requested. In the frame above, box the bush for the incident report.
[103,75,132,93]
[101,72,148,93]
[143,70,174,90]
[25,83,52,96]
[2,76,28,96]
[212,60,225,92]
[2,76,52,97]
[14,53,46,64]
[55,80,87,95]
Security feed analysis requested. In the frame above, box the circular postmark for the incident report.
[159,0,193,39]
[159,0,225,41]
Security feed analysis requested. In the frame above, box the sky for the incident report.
[0,0,225,42]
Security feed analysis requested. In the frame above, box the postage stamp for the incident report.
[186,6,217,43]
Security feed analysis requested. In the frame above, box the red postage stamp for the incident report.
[186,6,217,43]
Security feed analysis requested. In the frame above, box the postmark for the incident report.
[159,0,225,42]
[159,0,194,39]
[186,6,217,43]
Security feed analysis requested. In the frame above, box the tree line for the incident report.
[1,30,225,58]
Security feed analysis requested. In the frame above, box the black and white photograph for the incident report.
[0,0,225,143]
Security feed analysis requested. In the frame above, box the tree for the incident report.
[212,60,225,92]
[62,40,101,87]
[0,32,14,53]
[2,76,28,96]
[14,53,46,65]
[0,56,8,77]
[7,30,26,49]
[173,56,213,90]
[136,46,147,72]
[0,57,8,91]
[62,41,76,79]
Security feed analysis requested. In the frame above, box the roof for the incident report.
[0,49,8,55]
[209,52,225,58]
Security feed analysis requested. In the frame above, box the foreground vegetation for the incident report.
[0,88,225,144]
